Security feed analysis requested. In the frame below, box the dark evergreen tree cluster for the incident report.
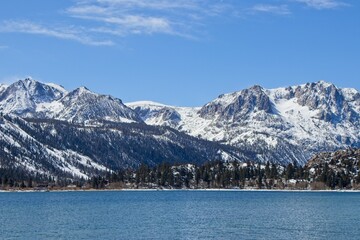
[88,158,360,190]
[2,157,359,190]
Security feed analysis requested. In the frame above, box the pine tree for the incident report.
[270,163,278,179]
[28,177,33,188]
[285,163,294,180]
[265,161,271,179]
[257,165,263,189]
[195,168,201,186]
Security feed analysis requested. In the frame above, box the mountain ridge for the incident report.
[0,78,359,170]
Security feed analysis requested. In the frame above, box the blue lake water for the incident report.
[1,190,360,239]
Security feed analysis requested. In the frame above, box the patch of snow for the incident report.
[46,83,68,94]
[36,101,64,114]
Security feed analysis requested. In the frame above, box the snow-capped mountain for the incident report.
[0,78,66,117]
[1,78,359,168]
[0,78,140,124]
[128,81,360,165]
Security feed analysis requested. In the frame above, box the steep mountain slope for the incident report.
[0,78,140,124]
[0,114,245,180]
[0,115,106,179]
[128,81,360,165]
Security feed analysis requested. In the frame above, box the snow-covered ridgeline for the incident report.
[0,78,359,166]
[128,81,360,165]
[0,78,140,124]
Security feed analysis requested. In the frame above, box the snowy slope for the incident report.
[0,115,107,179]
[128,81,360,165]
[0,114,246,179]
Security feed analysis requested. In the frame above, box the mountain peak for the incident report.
[20,77,42,88]
[12,78,52,90]
[76,86,92,93]
[249,84,264,91]
[301,80,336,91]
[66,86,96,98]
[23,77,34,82]
[316,80,334,87]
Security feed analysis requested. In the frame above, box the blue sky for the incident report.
[0,0,359,106]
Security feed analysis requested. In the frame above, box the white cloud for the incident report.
[66,5,109,15]
[0,45,8,49]
[251,4,291,15]
[0,20,114,46]
[75,15,173,35]
[87,0,200,11]
[294,0,348,9]
[0,0,229,46]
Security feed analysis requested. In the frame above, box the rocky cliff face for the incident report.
[290,81,359,124]
[199,85,275,121]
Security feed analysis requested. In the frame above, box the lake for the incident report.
[0,190,359,239]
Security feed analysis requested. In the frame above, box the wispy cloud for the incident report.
[0,45,8,49]
[0,0,232,46]
[74,15,173,35]
[65,0,233,39]
[73,0,200,11]
[0,20,114,46]
[294,0,348,9]
[251,4,291,15]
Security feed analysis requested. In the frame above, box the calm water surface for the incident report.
[0,191,359,239]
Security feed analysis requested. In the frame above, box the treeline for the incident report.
[0,166,86,190]
[91,160,360,190]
